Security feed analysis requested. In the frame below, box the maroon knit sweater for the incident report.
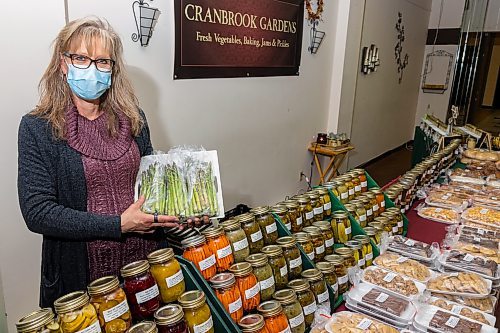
[66,106,158,281]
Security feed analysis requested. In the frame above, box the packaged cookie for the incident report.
[427,272,491,297]
[324,311,399,333]
[439,249,499,279]
[414,305,496,333]
[461,206,500,229]
[361,266,426,298]
[426,296,496,326]
[453,242,500,264]
[425,191,470,211]
[417,206,460,225]
[373,253,432,282]
[387,236,436,262]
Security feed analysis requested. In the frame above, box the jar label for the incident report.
[400,208,405,213]
[316,245,325,255]
[289,256,302,269]
[217,245,233,259]
[345,227,351,235]
[307,252,315,260]
[375,292,389,303]
[356,318,372,330]
[250,230,263,242]
[355,185,361,192]
[451,305,462,315]
[135,283,160,304]
[302,301,317,315]
[199,254,216,272]
[313,207,324,215]
[194,315,213,333]
[289,312,305,328]
[404,239,415,246]
[381,201,386,208]
[331,282,338,293]
[233,237,249,252]
[265,222,277,234]
[358,258,365,268]
[259,275,275,291]
[296,217,303,225]
[398,221,404,228]
[341,192,348,199]
[338,275,348,285]
[325,238,334,248]
[245,283,260,299]
[285,223,291,231]
[463,253,474,262]
[367,209,373,216]
[102,299,129,323]
[317,290,329,303]
[361,181,368,188]
[280,265,288,277]
[383,272,397,283]
[373,204,379,212]
[392,226,399,233]
[445,316,460,329]
[166,269,184,288]
[278,326,292,333]
[76,320,101,333]
[360,215,367,222]
[305,211,314,220]
[324,202,332,210]
[229,297,242,314]
[365,252,373,261]
[348,189,355,196]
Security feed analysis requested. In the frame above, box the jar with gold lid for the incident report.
[365,192,379,218]
[262,245,289,290]
[344,203,360,225]
[380,212,399,236]
[178,291,214,333]
[276,236,303,279]
[342,175,356,201]
[374,216,392,236]
[353,235,373,267]
[238,213,264,254]
[331,211,352,244]
[387,207,404,234]
[246,253,275,301]
[287,280,316,329]
[88,276,131,333]
[351,169,368,192]
[273,289,305,333]
[148,248,186,304]
[295,195,314,227]
[16,308,60,333]
[316,187,332,218]
[54,291,99,333]
[345,240,365,269]
[300,269,329,306]
[303,226,326,262]
[250,206,278,246]
[238,314,269,333]
[229,262,260,312]
[316,262,338,301]
[311,221,334,255]
[202,225,235,273]
[154,304,188,333]
[359,196,374,223]
[294,232,315,262]
[306,191,324,222]
[221,218,250,263]
[129,321,159,333]
[350,200,368,228]
[324,255,348,294]
[210,273,243,322]
[281,200,303,232]
[323,181,339,199]
[335,247,357,285]
[370,188,386,214]
[271,205,291,231]
[257,301,291,333]
[363,227,379,247]
[334,180,349,204]
[347,171,362,197]
[181,235,217,280]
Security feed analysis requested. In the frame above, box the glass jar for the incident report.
[346,240,365,269]
[239,213,264,254]
[316,262,338,301]
[343,204,359,224]
[202,226,235,273]
[16,308,61,333]
[359,196,373,223]
[342,175,356,201]
[147,248,186,304]
[181,235,216,280]
[271,205,291,231]
[334,180,349,204]
[324,255,348,294]
[295,195,314,227]
[335,247,357,285]
[363,227,378,247]
[294,232,315,262]
[312,221,334,255]
[238,314,269,333]
[331,211,352,244]
[374,216,392,236]
[129,321,158,333]
[221,219,250,263]
[323,181,339,199]
[276,236,303,280]
[121,260,161,320]
[348,171,362,197]
[366,192,379,218]
[210,273,243,322]
[350,200,368,228]
[287,279,316,328]
[300,269,329,306]
[302,226,326,262]
[54,291,99,333]
[371,189,386,213]
[353,235,373,267]
[229,262,260,313]
[316,187,332,218]
[380,212,398,236]
[257,301,291,333]
[387,207,404,234]
[306,191,323,222]
[88,276,131,333]
[251,206,278,246]
[246,253,275,301]
[178,291,214,333]
[352,169,368,192]
[282,200,303,233]
[273,289,305,333]
[154,304,188,333]
[262,245,289,290]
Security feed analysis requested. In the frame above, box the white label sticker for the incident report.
[451,305,462,315]
[373,205,379,212]
[314,207,324,215]
[76,320,101,333]
[445,316,460,328]
[331,282,338,293]
[383,272,397,283]
[217,245,233,259]
[233,237,249,251]
[397,256,408,263]
[355,185,362,192]
[289,256,302,269]
[250,230,263,242]
[404,239,415,246]
[366,252,373,261]
[435,208,443,213]
[135,283,160,304]
[449,273,459,277]
[289,312,305,328]
[278,326,292,333]
[442,195,451,200]
[367,209,373,216]
[324,202,332,210]
[317,290,329,303]
[166,269,184,288]
[102,299,129,323]
[338,275,348,285]
[265,222,277,234]
[474,236,481,243]
[349,189,355,196]
[244,283,260,299]
[381,201,386,208]
[341,192,348,199]
[360,214,367,222]
[316,245,325,255]
[463,253,475,262]
[375,293,389,303]
[477,229,485,235]
[492,196,498,200]
[307,252,315,260]
[356,318,373,330]
[345,227,352,235]
[306,211,314,220]
[259,276,275,291]
[280,265,288,277]
[325,238,334,248]
[480,209,489,215]
[194,315,213,333]
[401,208,405,213]
[228,297,242,314]
[302,301,317,315]
[285,223,291,231]
[358,258,365,267]
[199,254,216,271]
[392,226,399,233]
[361,181,368,188]
[296,217,303,225]
[398,221,404,228]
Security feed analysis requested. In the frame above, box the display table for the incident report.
[308,143,354,184]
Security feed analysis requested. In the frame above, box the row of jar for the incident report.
[321,168,369,205]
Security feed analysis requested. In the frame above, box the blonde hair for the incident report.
[32,17,143,139]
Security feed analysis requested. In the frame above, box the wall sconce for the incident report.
[309,22,325,54]
[361,44,380,74]
[131,0,161,46]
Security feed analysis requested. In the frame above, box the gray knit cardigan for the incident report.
[17,111,153,308]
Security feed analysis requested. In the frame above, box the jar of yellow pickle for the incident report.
[324,255,349,294]
[335,247,357,285]
[271,205,291,231]
[331,211,351,244]
[54,291,99,333]
[351,200,368,228]
[334,180,349,204]
[387,207,404,234]
[359,196,374,223]
[353,235,373,267]
[374,216,392,236]
[147,248,186,304]
[295,195,314,227]
[88,276,131,333]
[282,200,303,233]
[16,308,61,333]
[364,227,379,247]
[294,232,315,262]
[345,240,365,269]
[316,187,332,218]
[343,204,360,225]
[380,212,399,236]
[316,262,338,301]
[303,226,326,262]
[342,175,356,201]
[323,181,339,199]
[312,221,335,255]
[306,191,324,222]
[365,193,379,218]
[178,291,214,333]
[347,171,362,197]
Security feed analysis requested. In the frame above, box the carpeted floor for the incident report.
[363,145,413,187]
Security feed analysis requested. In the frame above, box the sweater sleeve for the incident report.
[17,116,122,240]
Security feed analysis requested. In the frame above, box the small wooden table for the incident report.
[308,142,354,184]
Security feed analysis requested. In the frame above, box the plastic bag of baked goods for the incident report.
[387,235,439,264]
[309,303,331,333]
[427,272,492,298]
[361,266,426,298]
[324,312,399,333]
[429,293,498,314]
[443,241,500,264]
[373,252,434,282]
[424,295,497,326]
[424,191,470,212]
[417,205,461,224]
[438,248,499,280]
[461,206,500,230]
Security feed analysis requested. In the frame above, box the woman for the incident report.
[18,17,205,308]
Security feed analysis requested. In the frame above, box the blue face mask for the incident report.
[66,63,112,100]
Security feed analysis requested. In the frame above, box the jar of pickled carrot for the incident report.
[210,273,243,322]
[181,235,216,280]
[257,301,291,333]
[229,262,260,313]
[202,226,234,273]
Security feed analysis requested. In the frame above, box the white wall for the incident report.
[428,0,466,29]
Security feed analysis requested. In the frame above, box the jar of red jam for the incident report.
[154,304,188,333]
[121,260,161,320]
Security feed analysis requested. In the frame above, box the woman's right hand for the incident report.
[121,196,181,233]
